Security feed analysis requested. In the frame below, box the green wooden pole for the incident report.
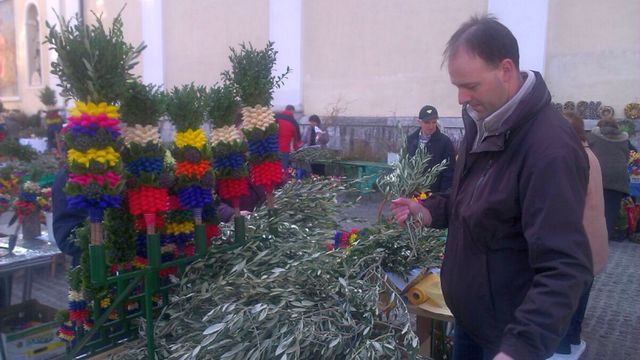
[89,245,106,286]
[234,215,245,244]
[194,224,206,256]
[145,234,161,360]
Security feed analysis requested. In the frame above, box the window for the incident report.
[25,3,41,86]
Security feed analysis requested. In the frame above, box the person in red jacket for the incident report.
[276,105,301,171]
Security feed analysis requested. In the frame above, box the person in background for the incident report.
[302,115,322,147]
[301,114,328,175]
[406,105,456,193]
[587,118,631,242]
[391,15,592,360]
[52,168,86,266]
[276,105,301,171]
[546,112,609,359]
[216,183,266,223]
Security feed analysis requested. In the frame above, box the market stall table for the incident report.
[0,237,62,308]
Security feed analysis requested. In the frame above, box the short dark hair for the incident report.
[563,112,586,142]
[309,114,321,125]
[444,15,519,70]
[285,105,295,112]
[597,118,619,129]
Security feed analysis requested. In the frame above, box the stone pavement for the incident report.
[339,192,640,360]
[581,240,640,360]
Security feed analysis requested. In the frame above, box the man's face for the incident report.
[419,119,438,135]
[448,48,511,120]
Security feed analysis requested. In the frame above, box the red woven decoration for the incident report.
[217,177,249,200]
[14,200,36,220]
[168,195,184,211]
[250,160,283,193]
[127,186,169,215]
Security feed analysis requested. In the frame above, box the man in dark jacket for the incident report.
[406,105,456,193]
[391,16,592,360]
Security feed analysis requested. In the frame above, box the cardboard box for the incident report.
[0,300,66,360]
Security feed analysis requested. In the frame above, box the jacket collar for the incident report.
[463,71,551,153]
[411,126,442,139]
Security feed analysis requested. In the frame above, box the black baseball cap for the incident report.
[418,105,439,121]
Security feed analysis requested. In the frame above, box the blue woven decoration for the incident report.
[67,124,120,139]
[213,152,246,170]
[67,194,122,222]
[247,135,279,157]
[125,157,164,176]
[19,191,38,202]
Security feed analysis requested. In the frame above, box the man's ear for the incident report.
[500,58,517,82]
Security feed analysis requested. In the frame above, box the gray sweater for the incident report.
[587,126,630,194]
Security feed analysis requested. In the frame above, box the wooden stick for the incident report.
[91,222,103,245]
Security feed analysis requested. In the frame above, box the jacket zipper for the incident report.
[469,159,494,204]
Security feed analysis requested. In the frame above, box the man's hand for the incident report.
[493,352,514,360]
[390,198,432,226]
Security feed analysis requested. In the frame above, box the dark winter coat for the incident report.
[423,72,593,359]
[406,127,456,193]
[217,184,266,223]
[587,126,630,195]
[52,169,86,266]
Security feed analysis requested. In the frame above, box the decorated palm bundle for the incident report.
[207,83,248,213]
[157,195,194,276]
[223,42,290,206]
[119,81,171,234]
[46,12,145,244]
[39,86,62,149]
[167,84,213,224]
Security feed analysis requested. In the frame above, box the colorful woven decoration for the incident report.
[13,182,44,221]
[207,83,249,210]
[62,101,124,224]
[167,84,214,223]
[242,106,282,195]
[120,82,171,233]
[222,43,288,201]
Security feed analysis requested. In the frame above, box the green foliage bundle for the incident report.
[206,83,239,128]
[103,206,138,265]
[39,86,57,106]
[119,82,166,126]
[45,11,145,103]
[376,145,448,200]
[166,84,207,132]
[113,178,437,360]
[367,145,448,271]
[0,138,38,161]
[222,42,290,107]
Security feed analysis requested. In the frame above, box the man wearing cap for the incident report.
[406,105,456,193]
